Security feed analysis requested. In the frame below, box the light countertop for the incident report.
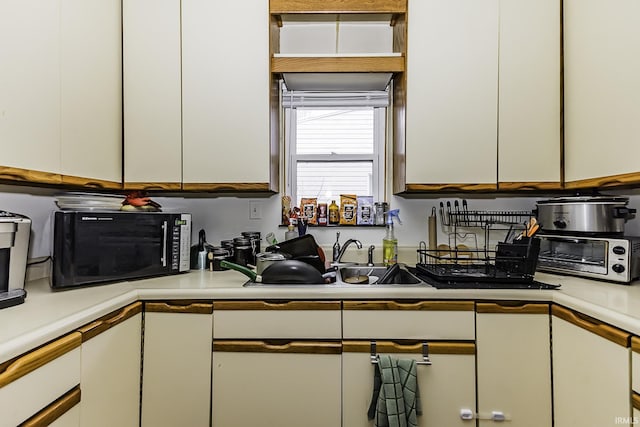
[2,269,640,363]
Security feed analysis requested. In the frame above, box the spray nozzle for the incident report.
[386,209,402,225]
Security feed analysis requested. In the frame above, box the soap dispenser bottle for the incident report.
[382,209,401,266]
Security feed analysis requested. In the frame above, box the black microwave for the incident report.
[52,211,192,289]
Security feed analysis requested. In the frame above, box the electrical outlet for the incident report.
[249,201,263,219]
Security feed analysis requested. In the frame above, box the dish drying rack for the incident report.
[417,200,540,283]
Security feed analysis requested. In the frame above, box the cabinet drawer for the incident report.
[213,301,341,339]
[20,386,81,427]
[343,301,475,340]
[0,332,82,426]
[633,337,640,392]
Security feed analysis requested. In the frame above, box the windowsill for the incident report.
[278,224,384,228]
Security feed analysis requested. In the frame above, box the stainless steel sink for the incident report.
[338,264,423,285]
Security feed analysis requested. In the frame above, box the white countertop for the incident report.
[2,269,640,363]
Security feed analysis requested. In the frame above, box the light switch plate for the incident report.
[249,201,263,219]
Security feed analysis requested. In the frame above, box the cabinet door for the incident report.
[0,333,81,427]
[212,341,342,427]
[78,303,142,427]
[552,306,631,427]
[182,0,271,188]
[59,0,122,185]
[0,0,61,178]
[20,386,81,427]
[497,0,561,188]
[123,0,182,189]
[141,302,214,427]
[342,341,476,427]
[476,303,552,426]
[564,0,640,187]
[404,0,498,189]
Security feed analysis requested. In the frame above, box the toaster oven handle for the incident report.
[544,236,590,245]
[161,221,168,267]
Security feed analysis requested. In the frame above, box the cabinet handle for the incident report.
[19,385,81,427]
[213,300,340,310]
[632,391,640,411]
[77,302,142,342]
[0,332,81,387]
[552,305,629,347]
[477,302,549,314]
[342,340,475,355]
[632,336,640,354]
[343,300,474,311]
[213,340,341,354]
[145,301,213,314]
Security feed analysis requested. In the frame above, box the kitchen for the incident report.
[2,0,640,426]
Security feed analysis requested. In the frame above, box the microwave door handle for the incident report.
[161,221,168,267]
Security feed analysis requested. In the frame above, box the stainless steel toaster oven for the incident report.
[536,234,640,283]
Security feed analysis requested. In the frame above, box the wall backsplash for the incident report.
[2,185,640,261]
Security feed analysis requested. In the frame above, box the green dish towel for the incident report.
[367,355,422,427]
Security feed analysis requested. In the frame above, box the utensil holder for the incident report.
[495,237,541,276]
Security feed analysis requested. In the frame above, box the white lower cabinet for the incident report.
[78,303,142,427]
[342,341,476,426]
[21,386,81,427]
[552,305,631,427]
[141,302,214,427]
[342,300,476,425]
[476,303,552,427]
[212,301,342,427]
[0,333,81,427]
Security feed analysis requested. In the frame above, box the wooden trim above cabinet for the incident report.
[77,302,142,342]
[0,332,82,388]
[564,171,640,190]
[343,300,474,311]
[19,385,81,427]
[632,391,640,411]
[403,183,498,193]
[270,0,407,14]
[181,182,274,193]
[213,300,341,311]
[477,302,550,315]
[271,56,405,73]
[498,181,564,191]
[0,166,62,186]
[342,340,476,355]
[145,301,213,314]
[552,305,630,347]
[213,340,342,355]
[631,336,640,354]
[123,182,182,191]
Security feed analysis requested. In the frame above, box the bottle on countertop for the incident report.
[329,200,339,225]
[382,209,402,267]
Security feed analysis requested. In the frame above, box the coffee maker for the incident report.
[0,211,31,309]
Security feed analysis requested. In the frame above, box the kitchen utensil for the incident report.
[428,207,437,250]
[255,251,290,274]
[344,275,370,284]
[378,263,400,284]
[220,259,327,284]
[536,195,636,234]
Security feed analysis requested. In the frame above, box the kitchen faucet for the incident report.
[334,239,363,264]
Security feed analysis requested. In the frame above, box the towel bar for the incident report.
[369,341,433,366]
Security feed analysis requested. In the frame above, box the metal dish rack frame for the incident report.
[417,202,538,282]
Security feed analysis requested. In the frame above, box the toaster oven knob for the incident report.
[612,264,625,274]
[553,220,567,229]
[612,246,626,255]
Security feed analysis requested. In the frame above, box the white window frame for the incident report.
[284,103,387,204]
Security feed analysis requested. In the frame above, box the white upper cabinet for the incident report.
[403,0,499,190]
[182,0,271,188]
[564,0,640,188]
[123,0,182,188]
[59,0,122,184]
[498,0,561,188]
[0,0,61,176]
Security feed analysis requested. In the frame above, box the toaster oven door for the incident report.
[537,236,609,276]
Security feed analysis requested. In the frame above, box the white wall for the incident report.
[4,184,640,262]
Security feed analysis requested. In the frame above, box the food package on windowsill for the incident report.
[121,191,162,212]
[301,197,318,225]
[357,196,374,225]
[340,194,357,225]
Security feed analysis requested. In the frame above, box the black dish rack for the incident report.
[419,205,540,283]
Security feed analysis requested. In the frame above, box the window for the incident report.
[283,88,388,207]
